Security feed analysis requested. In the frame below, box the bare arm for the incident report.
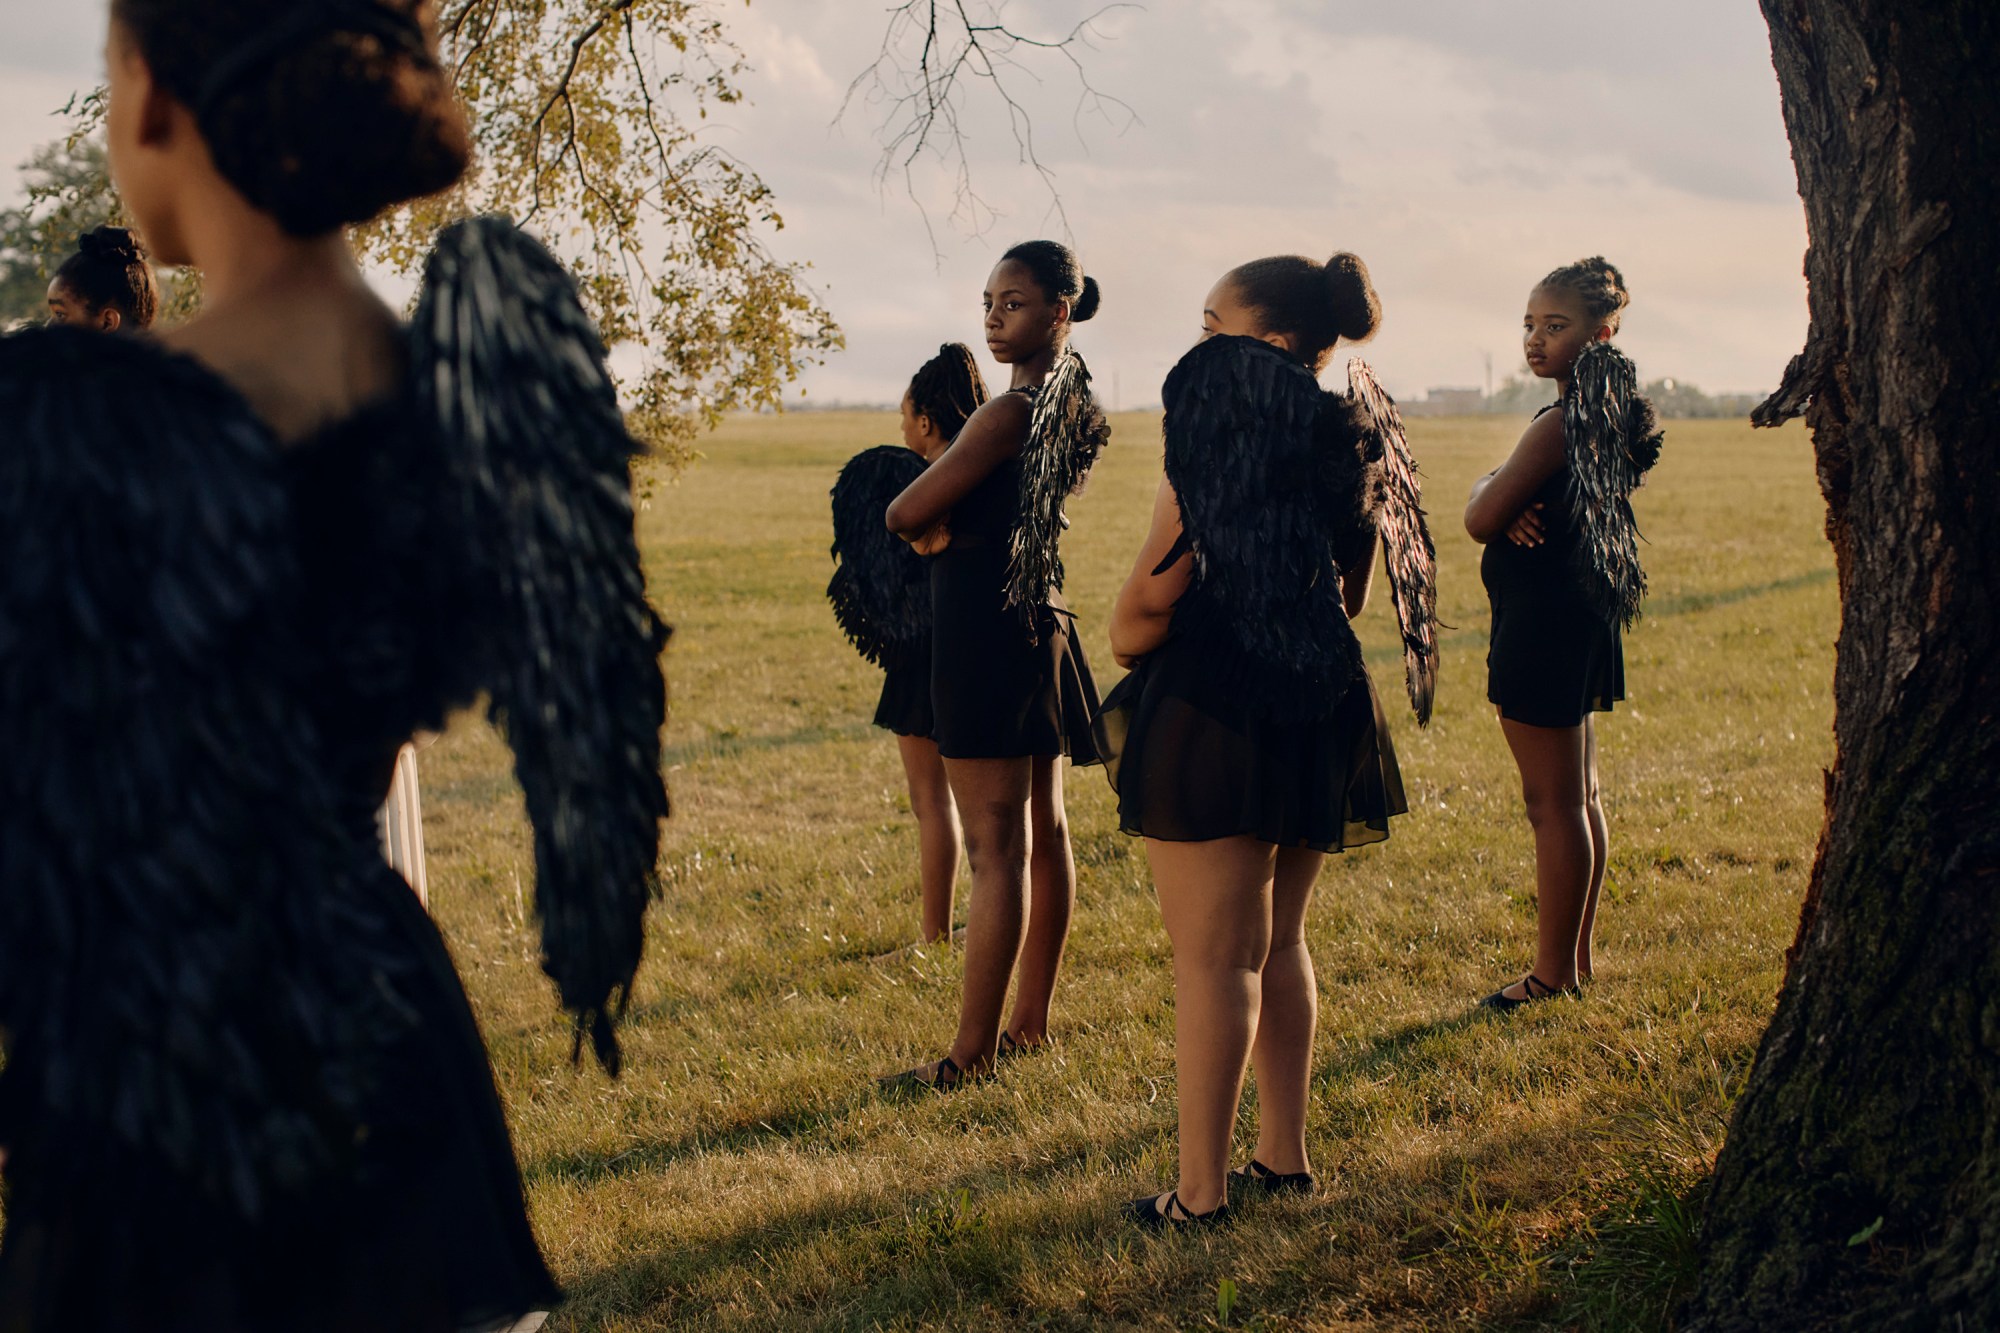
[885,393,1032,538]
[1109,476,1195,668]
[1464,409,1566,544]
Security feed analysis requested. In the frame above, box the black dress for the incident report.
[1097,335,1413,853]
[0,220,666,1333]
[929,429,1103,763]
[1480,421,1627,728]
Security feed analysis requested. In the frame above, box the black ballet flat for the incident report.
[1125,1190,1232,1232]
[1228,1159,1316,1197]
[1480,973,1581,1013]
[996,1030,1050,1062]
[876,1054,986,1094]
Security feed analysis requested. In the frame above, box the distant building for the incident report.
[1406,386,1486,416]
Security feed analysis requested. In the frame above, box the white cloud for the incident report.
[1,1,1807,401]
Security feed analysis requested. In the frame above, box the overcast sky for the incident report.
[1,0,1807,403]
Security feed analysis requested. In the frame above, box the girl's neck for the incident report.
[1008,342,1063,390]
[181,193,360,320]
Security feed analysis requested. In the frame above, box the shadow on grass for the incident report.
[1312,1008,1491,1088]
[665,720,879,768]
[541,1115,1181,1332]
[525,1093,872,1190]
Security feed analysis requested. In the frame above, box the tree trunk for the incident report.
[1684,2,2000,1328]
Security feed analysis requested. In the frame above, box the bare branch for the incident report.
[839,0,1139,252]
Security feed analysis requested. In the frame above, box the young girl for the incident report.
[879,241,1110,1089]
[1464,257,1663,1010]
[0,2,668,1328]
[1103,252,1436,1228]
[828,344,988,943]
[43,225,159,331]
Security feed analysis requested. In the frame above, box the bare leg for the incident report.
[938,756,1033,1074]
[897,735,962,944]
[1249,846,1325,1178]
[1498,716,1592,998]
[1149,836,1278,1215]
[1578,717,1608,981]
[1005,756,1075,1045]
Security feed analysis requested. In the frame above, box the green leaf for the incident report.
[1217,1277,1238,1326]
[1847,1216,1885,1247]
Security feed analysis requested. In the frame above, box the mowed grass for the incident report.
[416,408,1835,1331]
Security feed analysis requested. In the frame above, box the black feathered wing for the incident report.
[1160,335,1365,717]
[0,329,414,1217]
[1004,347,1109,634]
[828,445,931,667]
[1347,359,1440,725]
[410,216,670,1075]
[1561,341,1664,629]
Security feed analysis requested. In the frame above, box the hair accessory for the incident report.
[192,0,429,120]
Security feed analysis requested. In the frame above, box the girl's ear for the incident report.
[99,308,124,334]
[918,412,939,439]
[1595,324,1615,343]
[1260,330,1297,355]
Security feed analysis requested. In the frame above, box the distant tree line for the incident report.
[1406,373,1767,419]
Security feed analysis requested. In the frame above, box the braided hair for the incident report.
[1226,251,1381,374]
[905,342,989,441]
[53,226,159,329]
[999,240,1101,323]
[1538,256,1630,334]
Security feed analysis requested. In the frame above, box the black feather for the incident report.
[0,327,417,1217]
[1346,359,1441,725]
[828,445,931,668]
[410,217,670,1077]
[1003,348,1109,635]
[1161,335,1375,719]
[1561,342,1663,629]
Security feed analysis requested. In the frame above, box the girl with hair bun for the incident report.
[0,2,671,1328]
[1464,256,1664,1012]
[828,343,989,943]
[878,240,1110,1090]
[45,226,159,331]
[1104,250,1437,1228]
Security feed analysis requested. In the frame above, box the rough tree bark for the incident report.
[1684,2,2000,1329]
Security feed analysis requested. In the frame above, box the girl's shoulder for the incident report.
[1518,401,1567,456]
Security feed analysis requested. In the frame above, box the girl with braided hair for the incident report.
[827,344,988,942]
[878,240,1110,1090]
[0,1,671,1328]
[1464,257,1664,1011]
[1103,251,1437,1229]
[43,225,159,331]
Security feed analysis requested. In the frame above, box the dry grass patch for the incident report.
[412,411,1833,1331]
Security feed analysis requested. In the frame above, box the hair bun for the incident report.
[79,226,145,262]
[1072,275,1102,323]
[117,0,473,237]
[1324,252,1382,344]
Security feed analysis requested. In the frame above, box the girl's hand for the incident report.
[1506,504,1546,547]
[911,521,953,556]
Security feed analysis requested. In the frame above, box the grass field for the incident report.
[416,408,1836,1331]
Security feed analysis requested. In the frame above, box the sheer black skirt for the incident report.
[1098,633,1406,852]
